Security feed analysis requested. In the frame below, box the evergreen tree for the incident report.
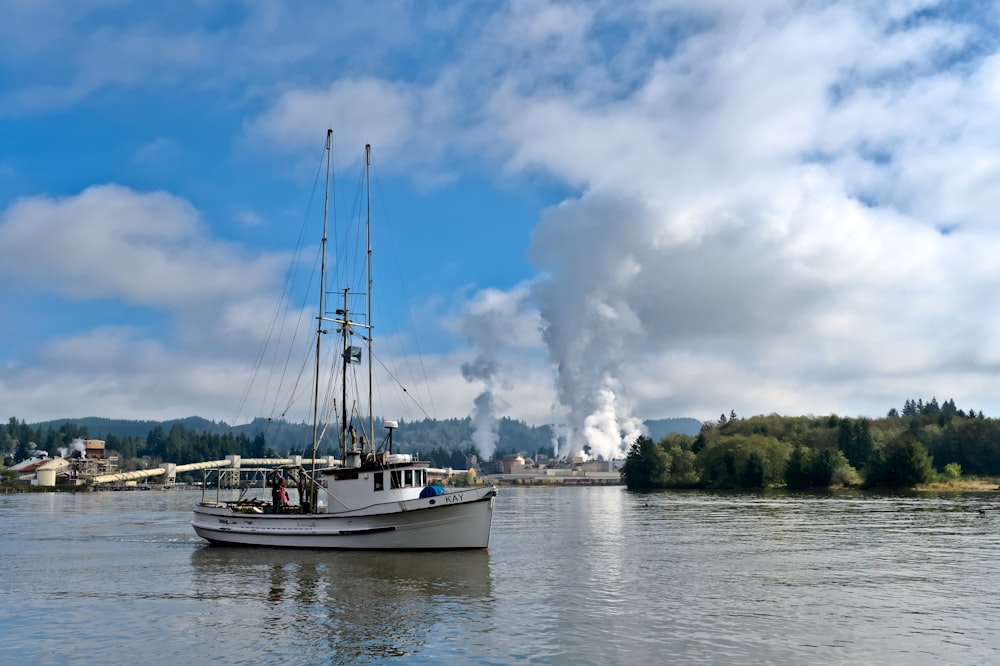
[844,419,872,468]
[808,447,847,487]
[620,436,669,490]
[146,426,167,460]
[785,444,809,489]
[837,419,854,458]
[739,451,765,488]
[942,399,958,419]
[865,433,933,488]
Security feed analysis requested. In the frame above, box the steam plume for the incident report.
[461,286,534,461]
[530,194,648,460]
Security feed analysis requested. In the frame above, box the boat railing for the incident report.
[197,464,337,514]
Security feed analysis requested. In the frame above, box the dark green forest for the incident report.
[621,398,1000,490]
[0,414,559,471]
[7,398,998,491]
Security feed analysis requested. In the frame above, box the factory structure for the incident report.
[8,438,623,489]
[12,439,121,488]
[480,454,623,485]
[8,438,481,490]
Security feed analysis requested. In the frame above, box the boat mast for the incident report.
[310,128,333,511]
[366,144,374,447]
[340,286,349,460]
[332,144,373,465]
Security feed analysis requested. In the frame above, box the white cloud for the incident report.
[0,184,308,423]
[233,210,265,227]
[467,1,1000,449]
[243,0,1000,451]
[0,184,282,308]
[247,78,421,165]
[133,138,183,167]
[7,0,1000,445]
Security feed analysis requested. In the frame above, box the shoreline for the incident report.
[915,478,1000,492]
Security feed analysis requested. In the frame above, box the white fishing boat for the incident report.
[191,131,497,549]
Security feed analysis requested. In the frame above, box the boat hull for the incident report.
[191,487,496,550]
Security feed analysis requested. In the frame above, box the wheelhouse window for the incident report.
[391,471,402,489]
[404,470,413,486]
[373,472,384,491]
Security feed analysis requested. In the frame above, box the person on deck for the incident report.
[272,476,289,513]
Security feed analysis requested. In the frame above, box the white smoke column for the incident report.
[71,438,87,458]
[548,420,570,460]
[530,195,648,460]
[461,357,500,461]
[461,286,534,460]
[583,382,644,460]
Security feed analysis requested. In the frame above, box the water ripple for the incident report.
[1,488,998,664]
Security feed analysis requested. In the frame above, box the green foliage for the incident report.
[785,444,851,489]
[6,414,564,468]
[830,464,862,487]
[697,434,791,489]
[864,433,934,488]
[838,418,873,468]
[661,441,700,487]
[941,462,962,482]
[784,444,809,489]
[424,446,476,469]
[621,436,670,489]
[446,472,476,487]
[929,418,1000,476]
[657,433,695,450]
[5,395,1000,492]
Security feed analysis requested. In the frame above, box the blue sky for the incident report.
[3,1,1000,459]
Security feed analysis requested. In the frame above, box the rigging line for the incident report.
[274,328,320,423]
[370,350,433,421]
[231,142,329,427]
[315,340,341,450]
[237,152,325,426]
[335,162,368,301]
[344,361,370,441]
[266,246,321,421]
[317,394,338,453]
[328,131,340,296]
[369,164,438,418]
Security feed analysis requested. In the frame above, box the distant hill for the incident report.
[28,415,703,456]
[33,416,231,438]
[30,416,313,453]
[644,417,703,439]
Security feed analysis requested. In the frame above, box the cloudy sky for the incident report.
[2,0,1000,459]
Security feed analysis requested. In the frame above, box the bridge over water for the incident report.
[90,455,339,487]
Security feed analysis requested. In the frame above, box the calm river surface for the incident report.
[1,486,998,665]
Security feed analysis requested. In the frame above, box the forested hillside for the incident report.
[2,414,702,471]
[621,398,1000,490]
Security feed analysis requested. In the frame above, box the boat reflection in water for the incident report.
[189,546,493,661]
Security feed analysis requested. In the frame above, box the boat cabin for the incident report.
[321,452,432,502]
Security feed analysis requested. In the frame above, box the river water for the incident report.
[1,486,997,665]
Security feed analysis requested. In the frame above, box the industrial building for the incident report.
[12,439,120,487]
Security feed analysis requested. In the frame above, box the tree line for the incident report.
[1,414,555,471]
[621,398,1000,490]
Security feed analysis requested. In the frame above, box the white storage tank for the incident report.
[36,468,56,487]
